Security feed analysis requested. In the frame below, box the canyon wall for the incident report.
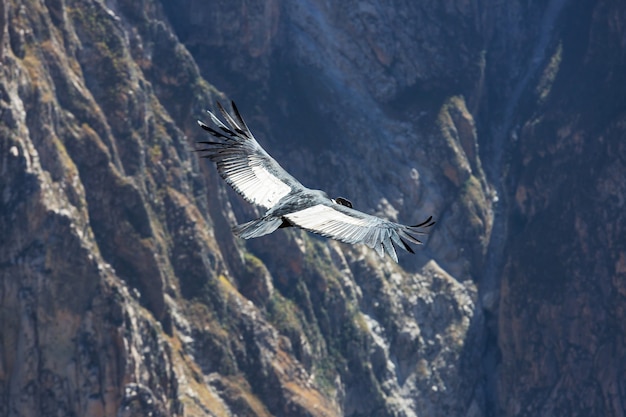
[1,0,624,416]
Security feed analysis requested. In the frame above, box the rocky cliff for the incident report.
[0,0,624,416]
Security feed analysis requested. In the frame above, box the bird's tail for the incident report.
[232,217,283,239]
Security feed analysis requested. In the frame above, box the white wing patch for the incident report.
[285,204,371,230]
[285,204,400,260]
[227,163,291,209]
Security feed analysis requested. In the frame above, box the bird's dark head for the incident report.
[333,197,353,208]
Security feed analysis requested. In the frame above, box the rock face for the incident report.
[0,0,623,416]
[497,2,626,416]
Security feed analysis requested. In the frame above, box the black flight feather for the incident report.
[412,216,434,228]
[399,237,415,254]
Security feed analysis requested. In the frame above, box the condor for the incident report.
[197,101,435,262]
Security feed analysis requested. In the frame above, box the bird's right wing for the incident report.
[197,101,303,210]
[284,202,435,262]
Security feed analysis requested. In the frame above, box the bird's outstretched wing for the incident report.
[284,202,435,262]
[197,101,304,209]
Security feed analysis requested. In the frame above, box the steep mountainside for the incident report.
[0,0,624,416]
[496,2,626,415]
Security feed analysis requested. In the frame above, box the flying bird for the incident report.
[197,101,435,262]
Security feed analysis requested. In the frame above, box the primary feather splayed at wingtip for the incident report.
[230,101,251,135]
[412,215,435,228]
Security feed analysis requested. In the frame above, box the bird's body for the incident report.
[197,101,435,262]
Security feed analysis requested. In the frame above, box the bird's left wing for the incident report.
[197,101,303,209]
[284,202,435,262]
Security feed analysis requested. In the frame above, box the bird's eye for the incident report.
[335,197,353,208]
